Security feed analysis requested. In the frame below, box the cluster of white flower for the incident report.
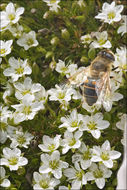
[0,2,47,188]
[48,84,81,110]
[81,1,126,50]
[59,109,110,139]
[33,132,121,189]
[0,2,38,54]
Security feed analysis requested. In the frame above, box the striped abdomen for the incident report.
[80,77,98,106]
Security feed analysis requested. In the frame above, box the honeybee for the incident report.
[67,49,115,106]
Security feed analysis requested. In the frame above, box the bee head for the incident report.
[98,50,115,62]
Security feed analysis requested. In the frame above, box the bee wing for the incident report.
[95,72,111,108]
[68,66,90,86]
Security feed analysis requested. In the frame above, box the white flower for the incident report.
[11,95,43,123]
[8,24,23,37]
[80,113,110,139]
[117,15,127,36]
[61,130,83,154]
[86,163,112,189]
[3,57,32,82]
[0,2,24,28]
[0,121,15,144]
[0,167,11,187]
[110,70,123,89]
[3,83,14,101]
[95,2,123,24]
[81,34,92,44]
[59,109,84,132]
[48,84,74,109]
[38,135,61,153]
[39,150,69,179]
[55,60,69,75]
[8,126,34,148]
[0,18,9,32]
[72,142,93,170]
[64,162,87,189]
[55,60,77,78]
[77,0,86,8]
[0,105,14,143]
[35,86,48,108]
[17,31,39,50]
[43,0,61,12]
[90,31,111,49]
[33,172,60,190]
[0,40,13,57]
[116,113,127,145]
[97,82,123,112]
[0,147,28,171]
[114,47,127,71]
[66,64,78,78]
[82,101,101,113]
[116,113,127,131]
[91,140,121,168]
[0,105,12,123]
[14,77,42,100]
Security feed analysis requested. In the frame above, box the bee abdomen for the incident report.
[80,78,98,106]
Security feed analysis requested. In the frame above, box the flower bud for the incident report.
[43,11,50,19]
[61,29,70,40]
[45,51,53,59]
[17,167,26,175]
[31,8,36,14]
[49,60,56,70]
[50,36,59,46]
[80,56,88,63]
[112,160,118,170]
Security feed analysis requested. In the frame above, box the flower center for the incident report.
[17,135,26,145]
[83,149,91,160]
[16,67,24,74]
[39,180,49,189]
[87,121,97,130]
[108,11,116,20]
[69,138,76,146]
[61,67,68,73]
[48,144,55,151]
[22,90,31,96]
[0,122,7,131]
[8,157,18,165]
[101,152,109,160]
[93,169,103,178]
[71,120,78,128]
[57,92,65,99]
[8,13,15,21]
[76,170,84,180]
[0,49,6,55]
[27,38,34,46]
[98,38,106,45]
[85,36,91,43]
[23,106,31,115]
[49,160,59,170]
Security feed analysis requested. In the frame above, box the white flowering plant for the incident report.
[0,1,126,190]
